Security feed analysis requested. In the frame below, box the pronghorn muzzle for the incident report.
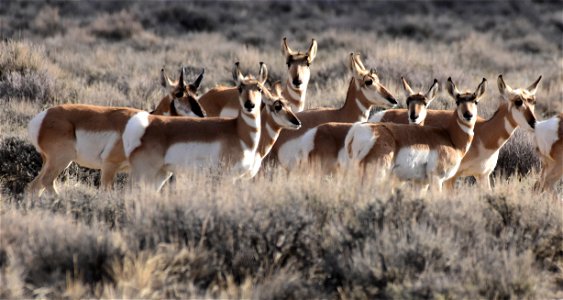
[244,100,255,112]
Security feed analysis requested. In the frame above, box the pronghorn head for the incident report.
[402,77,439,125]
[350,53,398,107]
[263,81,302,130]
[233,62,267,116]
[160,67,206,117]
[497,74,541,131]
[447,77,487,127]
[282,37,317,90]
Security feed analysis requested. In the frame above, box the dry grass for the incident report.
[0,1,562,298]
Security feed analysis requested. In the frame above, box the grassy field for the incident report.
[1,1,562,298]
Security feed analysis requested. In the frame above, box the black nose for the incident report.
[292,78,302,87]
[528,119,536,129]
[463,112,473,121]
[244,100,255,111]
[410,112,418,122]
[290,116,301,126]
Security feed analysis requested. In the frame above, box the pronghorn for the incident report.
[151,68,206,117]
[269,53,398,170]
[123,62,268,190]
[285,77,439,172]
[27,69,206,196]
[534,113,563,194]
[370,74,541,189]
[197,37,317,117]
[345,77,487,192]
[249,81,302,177]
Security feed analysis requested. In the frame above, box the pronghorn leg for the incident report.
[155,168,173,192]
[39,155,73,196]
[476,173,492,191]
[443,177,456,191]
[100,162,120,190]
[27,153,47,196]
[541,161,562,194]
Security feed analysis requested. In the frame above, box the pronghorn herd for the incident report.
[26,38,562,198]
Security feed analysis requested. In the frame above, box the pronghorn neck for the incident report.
[257,109,282,158]
[237,109,261,154]
[476,102,518,149]
[283,78,306,111]
[340,77,372,122]
[448,111,475,155]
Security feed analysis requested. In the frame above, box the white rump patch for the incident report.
[345,123,376,163]
[28,110,47,151]
[278,127,318,170]
[123,111,150,157]
[164,141,222,168]
[220,107,239,118]
[74,130,120,169]
[368,110,385,123]
[535,116,560,158]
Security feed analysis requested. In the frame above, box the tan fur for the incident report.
[198,38,317,116]
[374,75,540,190]
[269,53,397,164]
[152,68,206,117]
[535,113,563,194]
[348,78,487,192]
[27,104,142,195]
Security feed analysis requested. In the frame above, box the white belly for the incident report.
[278,128,317,170]
[164,141,222,169]
[74,130,120,169]
[393,147,437,181]
[219,107,239,118]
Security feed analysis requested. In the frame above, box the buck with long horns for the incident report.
[197,37,317,117]
[370,74,541,189]
[345,77,487,192]
[284,77,439,172]
[27,69,206,196]
[123,62,269,190]
[268,53,398,170]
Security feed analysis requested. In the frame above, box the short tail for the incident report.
[28,110,48,151]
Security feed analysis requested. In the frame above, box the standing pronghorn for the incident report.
[269,53,398,170]
[534,113,563,194]
[27,69,205,196]
[286,77,438,172]
[123,62,268,190]
[151,68,206,117]
[345,77,487,192]
[197,37,317,117]
[249,81,302,177]
[370,74,541,189]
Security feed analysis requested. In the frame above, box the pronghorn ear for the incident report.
[446,77,460,99]
[401,77,415,96]
[232,62,245,84]
[258,62,268,85]
[425,79,439,103]
[160,68,176,88]
[497,74,512,96]
[282,37,295,58]
[178,68,186,89]
[474,78,487,101]
[273,81,283,98]
[306,39,318,64]
[190,69,204,91]
[527,75,542,94]
[350,53,366,77]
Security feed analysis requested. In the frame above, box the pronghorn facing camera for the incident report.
[534,113,563,194]
[250,81,302,177]
[270,53,398,170]
[345,77,487,192]
[198,37,317,117]
[370,74,541,190]
[123,62,268,190]
[283,77,438,172]
[151,68,206,117]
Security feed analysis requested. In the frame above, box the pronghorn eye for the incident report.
[257,87,263,93]
[365,79,373,86]
[274,101,282,111]
[174,91,183,98]
[515,100,523,107]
